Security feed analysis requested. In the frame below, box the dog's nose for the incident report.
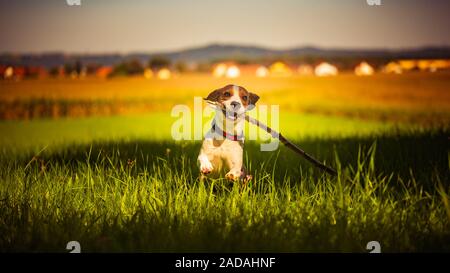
[230,101,241,110]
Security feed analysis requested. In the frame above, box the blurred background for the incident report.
[0,0,449,144]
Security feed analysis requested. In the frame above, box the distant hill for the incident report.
[1,43,450,68]
[126,44,450,63]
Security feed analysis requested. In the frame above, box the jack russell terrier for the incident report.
[198,84,259,181]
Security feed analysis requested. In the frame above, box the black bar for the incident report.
[0,253,448,272]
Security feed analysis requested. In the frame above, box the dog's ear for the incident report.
[247,92,260,110]
[204,88,222,102]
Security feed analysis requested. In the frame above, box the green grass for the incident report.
[0,113,449,252]
[0,112,413,154]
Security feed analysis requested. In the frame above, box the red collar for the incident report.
[211,123,244,141]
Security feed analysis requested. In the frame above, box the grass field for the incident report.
[0,73,449,252]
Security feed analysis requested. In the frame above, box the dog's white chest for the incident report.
[204,138,243,157]
[199,138,243,172]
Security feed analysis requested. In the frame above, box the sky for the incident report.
[1,0,450,53]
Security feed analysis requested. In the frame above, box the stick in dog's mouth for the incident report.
[222,109,239,120]
[204,99,244,121]
[204,98,337,176]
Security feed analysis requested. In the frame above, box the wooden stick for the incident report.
[245,115,338,176]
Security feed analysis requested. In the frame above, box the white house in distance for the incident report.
[212,62,241,78]
[226,65,240,78]
[255,66,269,77]
[314,62,338,77]
[157,68,171,80]
[212,63,227,77]
[355,61,375,76]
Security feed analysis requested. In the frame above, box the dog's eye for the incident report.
[223,92,231,97]
[242,96,248,101]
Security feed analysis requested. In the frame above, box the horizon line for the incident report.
[1,42,450,56]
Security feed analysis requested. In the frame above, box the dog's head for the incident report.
[205,84,259,121]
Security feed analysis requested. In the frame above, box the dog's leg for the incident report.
[240,166,253,184]
[224,149,243,181]
[198,153,213,175]
[225,168,241,181]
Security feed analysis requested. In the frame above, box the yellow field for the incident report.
[1,72,449,124]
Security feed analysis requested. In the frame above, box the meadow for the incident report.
[0,73,449,252]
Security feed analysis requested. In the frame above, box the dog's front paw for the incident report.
[243,174,252,183]
[200,162,213,175]
[225,170,241,181]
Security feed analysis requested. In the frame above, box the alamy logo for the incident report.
[66,0,81,6]
[170,97,280,151]
[366,241,381,253]
[66,241,81,253]
[366,0,381,6]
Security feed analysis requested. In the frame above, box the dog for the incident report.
[198,84,259,181]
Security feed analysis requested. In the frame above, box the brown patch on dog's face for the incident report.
[206,85,259,109]
[205,84,234,104]
[238,87,259,108]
